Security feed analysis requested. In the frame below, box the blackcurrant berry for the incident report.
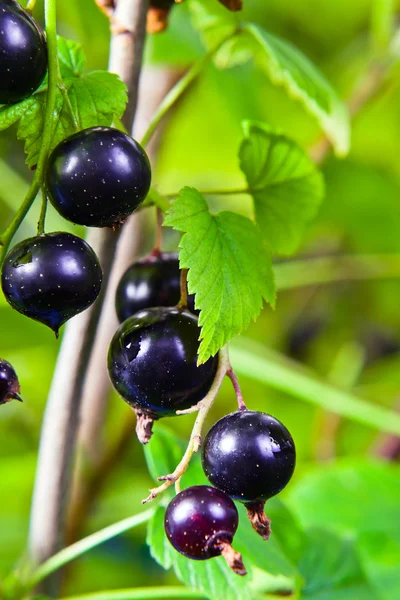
[202,410,296,539]
[0,0,47,105]
[115,252,196,322]
[108,307,218,443]
[1,232,103,336]
[164,485,246,575]
[0,359,22,405]
[45,127,151,228]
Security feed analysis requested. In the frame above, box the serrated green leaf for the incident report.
[239,122,325,255]
[0,36,127,168]
[188,1,350,156]
[57,37,86,78]
[243,24,350,157]
[66,72,128,131]
[164,187,275,363]
[143,426,186,485]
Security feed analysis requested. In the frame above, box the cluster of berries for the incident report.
[0,0,296,576]
[109,254,296,574]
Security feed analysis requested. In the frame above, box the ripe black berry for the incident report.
[1,232,103,336]
[0,0,47,104]
[108,307,218,443]
[115,252,196,322]
[0,359,22,405]
[45,127,151,228]
[164,485,246,575]
[202,410,296,539]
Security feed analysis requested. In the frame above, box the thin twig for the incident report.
[142,347,230,503]
[226,366,247,411]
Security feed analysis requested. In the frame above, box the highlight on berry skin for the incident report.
[107,306,218,444]
[0,359,22,405]
[1,232,103,337]
[202,409,296,539]
[164,485,247,576]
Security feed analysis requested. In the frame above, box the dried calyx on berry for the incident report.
[147,0,176,33]
[0,359,22,405]
[108,307,218,444]
[164,485,247,575]
[202,409,296,539]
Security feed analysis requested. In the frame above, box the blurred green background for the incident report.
[1,0,400,597]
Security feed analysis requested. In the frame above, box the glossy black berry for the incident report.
[0,359,22,405]
[202,410,295,538]
[108,307,218,442]
[0,0,47,105]
[45,127,151,228]
[115,253,196,322]
[1,232,103,335]
[164,485,246,575]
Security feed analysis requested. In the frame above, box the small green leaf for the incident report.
[239,122,325,255]
[164,187,275,363]
[143,426,186,485]
[0,36,127,168]
[243,24,350,156]
[358,532,400,600]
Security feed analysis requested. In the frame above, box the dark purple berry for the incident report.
[115,252,196,322]
[107,307,218,443]
[0,0,47,105]
[164,485,246,575]
[0,359,22,405]
[202,410,296,539]
[45,127,151,228]
[1,232,103,336]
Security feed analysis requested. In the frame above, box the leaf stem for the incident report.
[226,365,247,411]
[177,268,188,310]
[37,189,48,235]
[28,509,154,588]
[60,587,205,600]
[142,347,230,503]
[0,0,59,263]
[25,0,37,11]
[164,187,251,199]
[140,31,238,148]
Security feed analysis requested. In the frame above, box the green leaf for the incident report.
[143,426,186,485]
[287,459,400,538]
[164,187,275,363]
[188,1,350,156]
[358,532,400,600]
[230,339,400,436]
[147,506,251,600]
[299,528,371,598]
[243,24,350,157]
[0,36,127,168]
[59,588,205,600]
[239,121,325,255]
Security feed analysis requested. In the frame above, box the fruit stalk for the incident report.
[143,347,230,503]
[28,0,148,590]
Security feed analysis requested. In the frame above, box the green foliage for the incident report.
[188,0,350,155]
[164,187,275,363]
[239,121,325,255]
[0,37,127,168]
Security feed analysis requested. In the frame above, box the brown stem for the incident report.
[177,268,188,310]
[28,1,148,594]
[245,501,271,540]
[219,542,247,576]
[226,366,247,411]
